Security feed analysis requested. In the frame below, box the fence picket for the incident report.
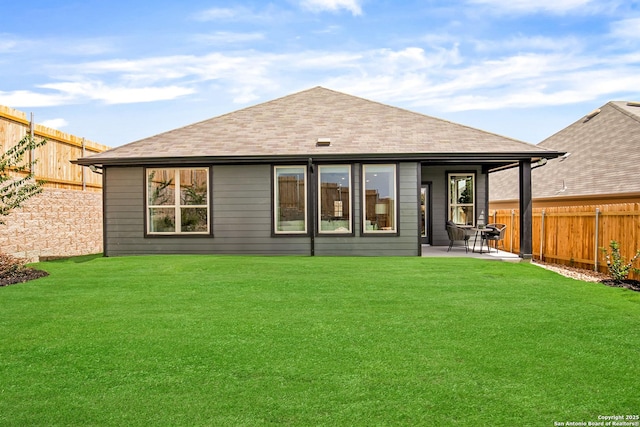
[1,105,109,191]
[492,203,640,279]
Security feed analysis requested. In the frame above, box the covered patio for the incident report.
[421,245,521,261]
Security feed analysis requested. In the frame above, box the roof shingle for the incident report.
[490,101,640,201]
[82,87,555,164]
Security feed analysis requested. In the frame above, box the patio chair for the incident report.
[485,223,506,251]
[446,220,470,252]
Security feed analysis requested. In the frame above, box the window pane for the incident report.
[149,208,176,232]
[363,165,396,232]
[181,208,208,232]
[319,165,351,233]
[275,166,306,233]
[448,174,475,226]
[180,169,208,206]
[450,206,474,226]
[147,168,210,234]
[450,175,473,205]
[148,169,175,206]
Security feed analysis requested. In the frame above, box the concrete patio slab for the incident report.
[421,245,521,262]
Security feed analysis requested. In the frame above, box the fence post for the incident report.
[29,112,36,176]
[540,209,545,261]
[594,207,600,271]
[82,138,86,191]
[510,209,515,252]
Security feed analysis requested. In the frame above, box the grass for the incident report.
[1,255,639,426]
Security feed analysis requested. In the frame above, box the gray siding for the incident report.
[211,165,309,255]
[103,162,458,256]
[422,165,487,246]
[104,165,309,256]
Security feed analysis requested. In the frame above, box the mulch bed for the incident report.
[0,268,49,287]
[600,279,640,292]
[534,260,640,292]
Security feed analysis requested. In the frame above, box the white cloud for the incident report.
[0,90,73,108]
[318,47,640,113]
[228,86,263,104]
[52,54,275,104]
[40,118,69,130]
[192,32,265,44]
[0,34,38,54]
[56,39,116,56]
[0,34,115,56]
[0,79,196,107]
[191,5,284,22]
[299,0,363,15]
[97,86,195,104]
[475,35,582,53]
[289,52,364,68]
[467,0,597,14]
[313,25,342,34]
[610,17,640,40]
[192,7,242,21]
[39,81,195,104]
[6,38,640,112]
[445,65,638,111]
[0,39,19,53]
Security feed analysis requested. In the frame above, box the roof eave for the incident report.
[73,150,565,167]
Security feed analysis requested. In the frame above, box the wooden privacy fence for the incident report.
[491,204,640,279]
[1,105,109,191]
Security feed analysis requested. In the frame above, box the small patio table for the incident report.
[471,227,493,254]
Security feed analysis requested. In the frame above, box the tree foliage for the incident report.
[0,134,47,224]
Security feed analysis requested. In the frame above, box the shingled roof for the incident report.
[78,86,558,166]
[490,101,640,201]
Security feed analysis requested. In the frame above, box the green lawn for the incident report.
[1,255,639,426]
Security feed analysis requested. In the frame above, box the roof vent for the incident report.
[583,108,601,122]
[627,101,640,107]
[316,138,331,147]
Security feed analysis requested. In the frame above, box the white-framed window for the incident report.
[448,173,475,226]
[318,165,351,234]
[146,168,209,234]
[274,166,307,234]
[363,164,397,233]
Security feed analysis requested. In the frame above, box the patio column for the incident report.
[519,160,533,260]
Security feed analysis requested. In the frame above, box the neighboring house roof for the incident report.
[490,101,640,201]
[77,86,559,166]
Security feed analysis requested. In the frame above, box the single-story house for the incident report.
[490,101,640,208]
[75,87,562,257]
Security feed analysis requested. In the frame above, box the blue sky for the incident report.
[1,0,639,147]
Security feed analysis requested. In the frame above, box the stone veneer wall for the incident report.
[0,188,103,262]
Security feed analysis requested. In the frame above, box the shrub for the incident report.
[600,240,640,282]
[0,252,48,286]
[0,252,26,278]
